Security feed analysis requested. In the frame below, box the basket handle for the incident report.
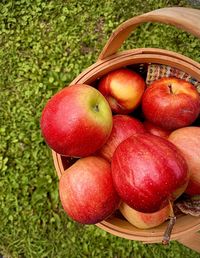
[98,7,200,60]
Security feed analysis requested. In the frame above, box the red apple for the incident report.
[111,133,189,213]
[142,77,200,130]
[143,120,171,138]
[98,68,146,114]
[168,126,200,195]
[59,156,120,224]
[40,84,113,157]
[120,202,171,229]
[98,115,146,162]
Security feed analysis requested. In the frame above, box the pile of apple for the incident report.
[40,67,200,230]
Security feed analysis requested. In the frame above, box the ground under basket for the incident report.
[52,7,200,253]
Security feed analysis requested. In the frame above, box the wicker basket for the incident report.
[52,7,200,252]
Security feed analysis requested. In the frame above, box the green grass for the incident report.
[0,0,200,257]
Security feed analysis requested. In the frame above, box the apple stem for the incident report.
[162,201,176,245]
[93,104,99,112]
[168,84,173,94]
[162,216,176,245]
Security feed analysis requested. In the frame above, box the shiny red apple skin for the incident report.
[168,126,200,195]
[40,84,113,157]
[98,68,146,114]
[111,133,189,213]
[142,77,200,130]
[98,115,146,162]
[143,120,171,138]
[59,156,120,224]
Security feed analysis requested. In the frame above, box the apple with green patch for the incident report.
[41,84,113,157]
